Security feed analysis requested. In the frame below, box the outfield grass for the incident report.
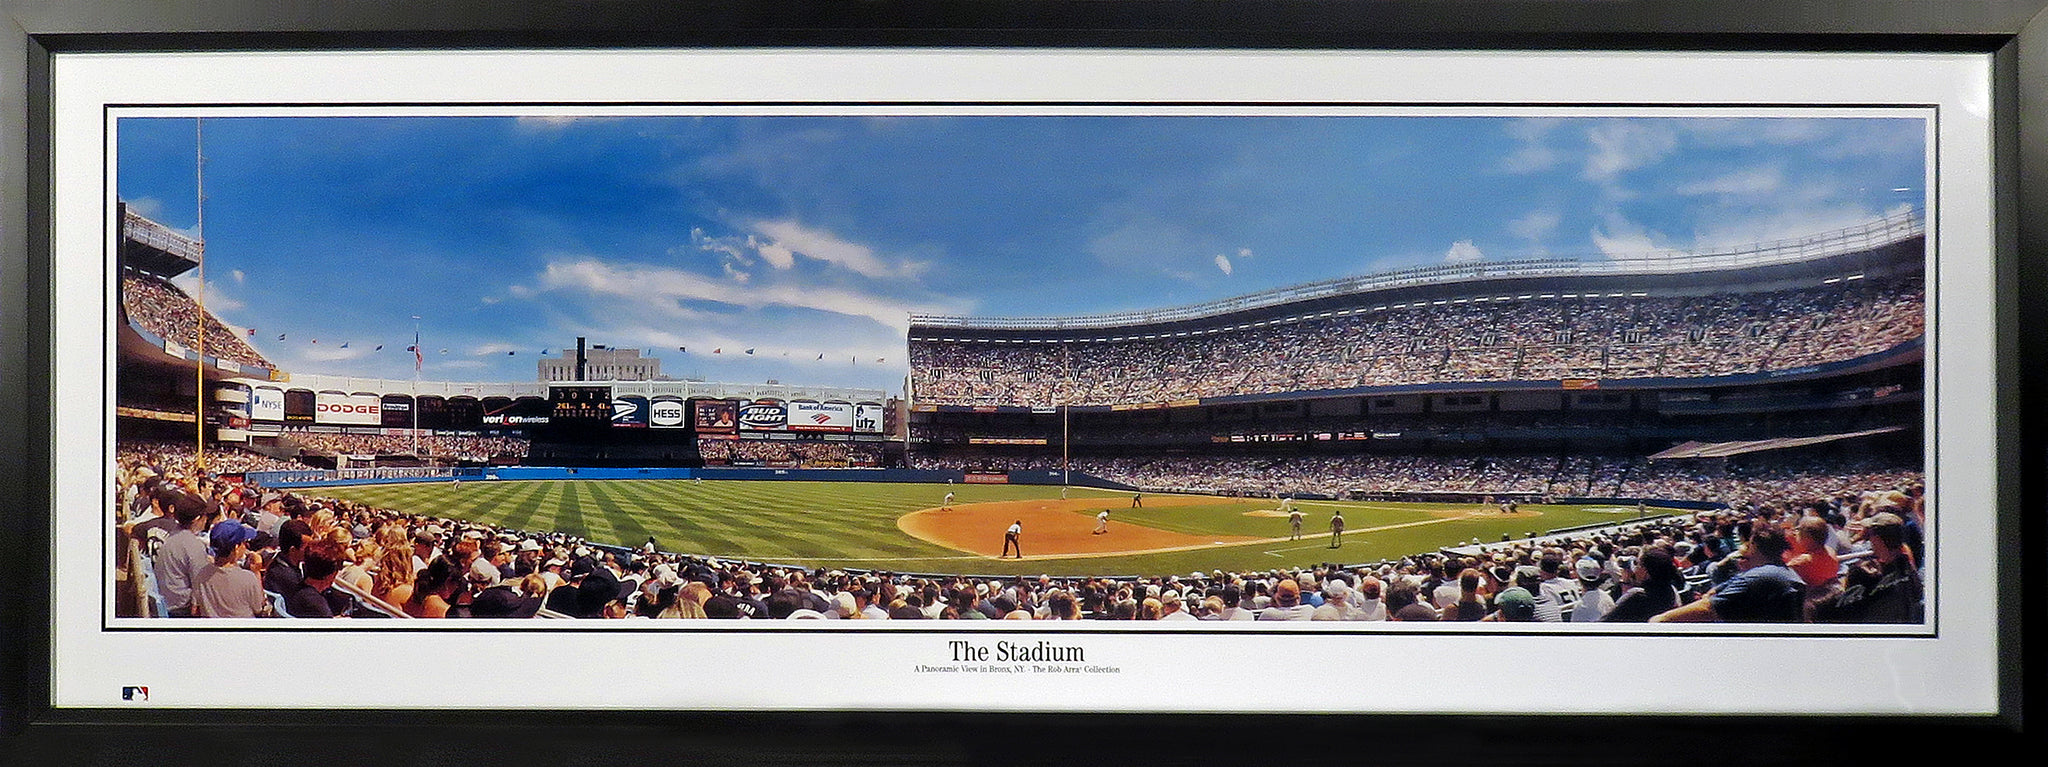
[317,480,1660,576]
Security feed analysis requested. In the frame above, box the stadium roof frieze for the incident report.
[910,209,1923,334]
[231,372,888,402]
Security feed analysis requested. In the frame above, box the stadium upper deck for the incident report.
[909,213,1925,409]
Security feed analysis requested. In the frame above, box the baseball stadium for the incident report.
[111,114,1928,626]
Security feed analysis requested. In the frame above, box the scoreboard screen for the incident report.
[549,386,614,424]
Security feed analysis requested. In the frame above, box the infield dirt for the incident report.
[899,497,1258,559]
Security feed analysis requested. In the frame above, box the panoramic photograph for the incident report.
[108,110,1929,628]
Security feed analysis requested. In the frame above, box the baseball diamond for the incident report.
[313,479,1670,576]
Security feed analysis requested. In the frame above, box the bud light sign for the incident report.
[738,400,787,431]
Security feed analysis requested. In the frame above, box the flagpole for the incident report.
[193,117,207,473]
[412,315,421,458]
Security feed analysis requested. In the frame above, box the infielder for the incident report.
[1094,509,1110,535]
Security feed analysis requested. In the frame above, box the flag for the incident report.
[507,351,516,356]
[745,348,755,355]
[277,333,285,340]
[816,353,824,360]
[542,349,551,355]
[439,348,448,355]
[677,346,686,353]
[713,348,721,354]
[409,331,423,370]
[246,328,255,336]
[311,339,318,345]
[339,342,348,349]
[374,345,383,351]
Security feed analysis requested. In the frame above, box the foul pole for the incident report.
[192,118,207,472]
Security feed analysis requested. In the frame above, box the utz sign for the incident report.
[853,403,884,434]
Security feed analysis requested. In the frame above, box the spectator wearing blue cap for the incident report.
[192,520,266,618]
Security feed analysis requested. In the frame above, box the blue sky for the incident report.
[116,113,1927,394]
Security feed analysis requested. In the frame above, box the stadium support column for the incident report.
[576,337,587,381]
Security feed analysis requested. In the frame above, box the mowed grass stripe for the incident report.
[583,482,658,550]
[480,480,563,534]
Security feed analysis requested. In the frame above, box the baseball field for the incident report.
[315,479,1666,576]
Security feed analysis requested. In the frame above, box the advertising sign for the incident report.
[380,394,413,428]
[249,386,285,421]
[314,390,380,426]
[481,397,550,427]
[853,402,884,434]
[649,396,687,428]
[789,400,853,432]
[611,395,650,428]
[737,399,787,431]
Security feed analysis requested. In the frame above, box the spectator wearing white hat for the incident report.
[1568,557,1616,622]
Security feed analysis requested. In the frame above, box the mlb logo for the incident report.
[121,686,149,701]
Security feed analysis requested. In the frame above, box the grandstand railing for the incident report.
[123,207,204,261]
[912,209,1923,331]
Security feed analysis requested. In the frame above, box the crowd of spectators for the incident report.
[697,439,882,468]
[115,437,1922,624]
[910,448,1921,510]
[121,272,274,370]
[117,438,307,475]
[910,278,1923,407]
[285,432,528,462]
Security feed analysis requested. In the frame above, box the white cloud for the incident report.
[532,258,955,334]
[1583,121,1678,181]
[506,284,535,299]
[126,196,166,220]
[1507,210,1561,243]
[753,236,796,270]
[167,273,245,312]
[1500,118,1564,174]
[1213,253,1234,275]
[438,359,487,370]
[750,219,910,279]
[1444,240,1485,264]
[1086,218,1222,282]
[1674,165,1784,197]
[1690,203,1910,252]
[230,269,245,284]
[298,345,365,363]
[1590,215,1666,258]
[1237,248,1253,259]
[514,115,613,131]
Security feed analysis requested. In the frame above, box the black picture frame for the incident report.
[3,1,2038,764]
